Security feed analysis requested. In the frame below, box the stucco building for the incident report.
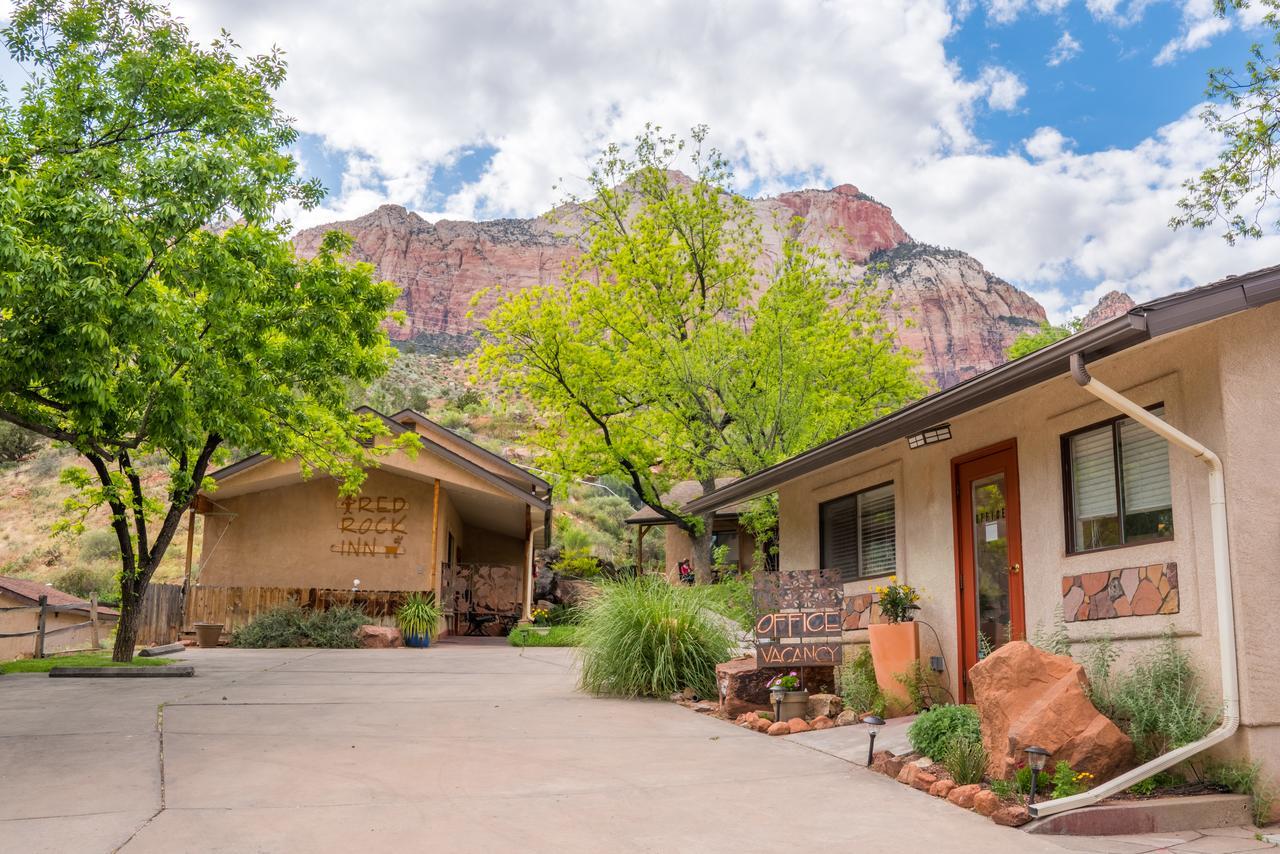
[0,575,118,661]
[192,408,550,635]
[685,266,1280,791]
[626,479,758,579]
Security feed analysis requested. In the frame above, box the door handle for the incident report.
[1010,563,1021,574]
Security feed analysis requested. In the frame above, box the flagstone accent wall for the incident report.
[1062,562,1179,622]
[842,593,877,630]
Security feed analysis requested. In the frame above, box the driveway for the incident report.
[0,642,1069,853]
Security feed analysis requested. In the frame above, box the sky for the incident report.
[5,0,1280,321]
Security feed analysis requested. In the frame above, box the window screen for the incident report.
[820,483,896,581]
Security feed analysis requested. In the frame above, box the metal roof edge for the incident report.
[389,408,551,492]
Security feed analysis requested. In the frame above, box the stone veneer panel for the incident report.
[842,594,878,630]
[1061,562,1178,622]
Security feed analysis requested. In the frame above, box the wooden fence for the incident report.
[134,583,186,647]
[184,586,413,634]
[0,595,103,661]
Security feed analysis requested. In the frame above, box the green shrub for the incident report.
[231,602,365,649]
[508,625,579,647]
[53,565,119,605]
[989,779,1014,801]
[838,646,886,718]
[1031,605,1071,656]
[557,546,601,577]
[0,423,41,462]
[703,573,755,632]
[576,575,733,698]
[1203,759,1276,826]
[942,737,988,786]
[1090,630,1216,761]
[907,704,981,760]
[895,660,939,712]
[1049,761,1093,799]
[78,529,121,562]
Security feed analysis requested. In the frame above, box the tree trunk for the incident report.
[690,509,716,585]
[111,582,141,662]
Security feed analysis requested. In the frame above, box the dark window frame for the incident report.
[1060,402,1174,555]
[818,480,897,582]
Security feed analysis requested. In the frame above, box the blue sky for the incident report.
[5,1,1280,320]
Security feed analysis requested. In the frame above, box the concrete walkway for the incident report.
[0,643,1258,853]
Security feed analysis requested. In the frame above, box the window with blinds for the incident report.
[820,483,896,582]
[1064,405,1173,553]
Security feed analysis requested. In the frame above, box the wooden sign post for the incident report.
[752,569,845,668]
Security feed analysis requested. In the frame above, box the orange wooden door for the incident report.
[953,441,1025,702]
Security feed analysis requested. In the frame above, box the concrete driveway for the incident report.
[0,641,1068,854]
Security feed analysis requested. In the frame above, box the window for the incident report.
[1063,405,1174,553]
[820,483,896,582]
[711,529,740,567]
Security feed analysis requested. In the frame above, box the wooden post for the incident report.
[429,479,440,597]
[89,593,100,650]
[34,595,47,659]
[636,525,649,574]
[183,507,196,591]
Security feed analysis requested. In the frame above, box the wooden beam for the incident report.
[89,594,100,650]
[183,508,196,591]
[430,479,441,597]
[34,595,47,659]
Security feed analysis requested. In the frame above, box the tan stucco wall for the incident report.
[773,300,1280,779]
[199,468,439,591]
[461,524,526,566]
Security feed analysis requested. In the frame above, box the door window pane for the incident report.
[972,473,1011,657]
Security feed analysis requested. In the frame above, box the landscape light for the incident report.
[1025,746,1051,804]
[862,715,885,766]
[907,423,952,449]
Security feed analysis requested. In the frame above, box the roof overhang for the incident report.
[683,264,1280,515]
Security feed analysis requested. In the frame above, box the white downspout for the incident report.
[1029,353,1240,819]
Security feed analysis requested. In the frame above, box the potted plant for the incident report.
[768,670,808,720]
[396,592,441,648]
[867,576,922,710]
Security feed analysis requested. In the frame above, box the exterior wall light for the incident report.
[906,423,952,449]
[1025,746,1051,804]
[862,715,885,765]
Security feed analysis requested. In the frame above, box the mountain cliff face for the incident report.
[292,183,1046,388]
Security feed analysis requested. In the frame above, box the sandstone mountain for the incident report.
[293,183,1046,389]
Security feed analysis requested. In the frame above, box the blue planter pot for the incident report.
[404,632,431,648]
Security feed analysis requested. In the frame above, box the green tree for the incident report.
[0,1,412,660]
[1175,0,1280,242]
[1005,319,1082,361]
[474,126,923,583]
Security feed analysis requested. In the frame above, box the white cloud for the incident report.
[980,66,1028,110]
[1155,11,1232,65]
[1047,30,1083,66]
[138,0,1276,324]
[984,0,1070,24]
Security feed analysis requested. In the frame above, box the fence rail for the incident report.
[184,586,415,634]
[0,595,102,660]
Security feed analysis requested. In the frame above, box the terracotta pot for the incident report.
[779,690,809,721]
[868,621,920,711]
[193,622,223,649]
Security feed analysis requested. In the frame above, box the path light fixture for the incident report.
[769,682,786,723]
[718,674,729,711]
[862,715,885,766]
[1025,746,1051,804]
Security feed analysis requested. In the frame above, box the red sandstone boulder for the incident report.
[880,754,906,779]
[911,771,938,792]
[834,710,861,727]
[767,721,790,736]
[869,751,896,774]
[992,805,1032,827]
[715,657,775,717]
[947,784,982,808]
[969,641,1134,781]
[807,693,843,719]
[357,625,403,649]
[973,789,1001,817]
[735,712,759,727]
[897,764,918,786]
[787,717,812,734]
[811,715,835,731]
[929,779,957,799]
[750,718,773,733]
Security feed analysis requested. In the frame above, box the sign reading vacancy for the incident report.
[752,569,845,667]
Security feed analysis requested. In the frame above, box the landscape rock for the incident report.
[767,721,790,736]
[929,779,957,799]
[896,764,918,786]
[880,754,906,779]
[806,693,843,719]
[869,751,896,774]
[969,641,1134,782]
[973,789,1001,817]
[991,805,1032,827]
[750,718,773,734]
[810,715,835,731]
[735,712,759,726]
[691,701,718,713]
[834,710,861,727]
[911,771,938,792]
[786,717,812,734]
[714,656,775,717]
[947,784,982,808]
[357,625,403,649]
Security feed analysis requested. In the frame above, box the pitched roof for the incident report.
[389,409,549,492]
[0,575,121,618]
[625,478,749,525]
[683,263,1280,515]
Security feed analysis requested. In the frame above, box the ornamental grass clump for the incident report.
[577,575,734,699]
[942,737,988,786]
[395,592,442,642]
[838,646,887,718]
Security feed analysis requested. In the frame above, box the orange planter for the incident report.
[868,621,920,711]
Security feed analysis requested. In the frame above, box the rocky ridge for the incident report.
[292,182,1047,388]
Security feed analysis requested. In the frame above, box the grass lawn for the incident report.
[508,625,579,647]
[1,651,176,674]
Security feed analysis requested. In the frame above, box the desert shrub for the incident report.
[576,575,733,698]
[231,602,365,648]
[435,409,467,429]
[1031,605,1071,656]
[78,529,121,562]
[27,449,65,478]
[1050,762,1094,799]
[989,779,1014,801]
[838,646,886,718]
[703,572,755,632]
[0,423,41,462]
[942,737,988,786]
[1203,759,1276,826]
[895,660,940,713]
[1091,630,1216,761]
[908,704,981,760]
[54,565,119,606]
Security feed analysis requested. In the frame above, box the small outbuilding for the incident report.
[0,575,118,661]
